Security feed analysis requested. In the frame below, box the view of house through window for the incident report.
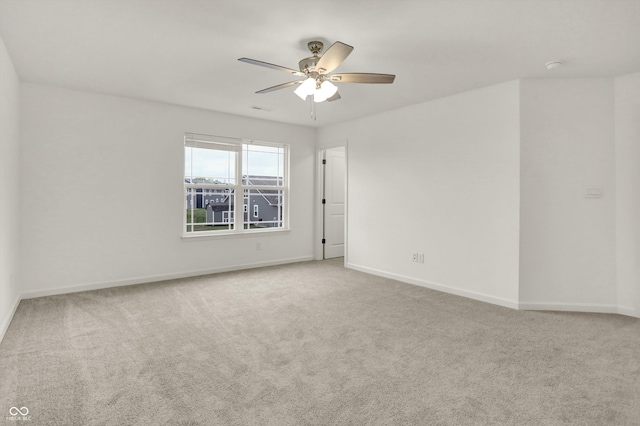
[184,133,288,235]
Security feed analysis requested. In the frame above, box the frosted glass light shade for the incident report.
[294,78,316,100]
[313,81,338,103]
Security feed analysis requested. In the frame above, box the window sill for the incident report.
[181,228,291,241]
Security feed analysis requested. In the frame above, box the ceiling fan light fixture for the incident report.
[313,80,338,103]
[294,77,316,100]
[239,40,395,117]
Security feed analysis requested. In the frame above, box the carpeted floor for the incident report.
[1,259,639,425]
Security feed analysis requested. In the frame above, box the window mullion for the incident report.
[233,148,242,232]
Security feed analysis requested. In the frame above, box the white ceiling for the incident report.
[1,0,639,128]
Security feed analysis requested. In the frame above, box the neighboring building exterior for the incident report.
[185,176,283,227]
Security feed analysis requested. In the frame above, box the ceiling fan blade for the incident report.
[329,73,395,84]
[238,58,305,76]
[327,91,341,102]
[315,41,354,74]
[255,80,303,94]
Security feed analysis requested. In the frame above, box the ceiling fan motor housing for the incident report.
[298,41,325,73]
[299,56,319,73]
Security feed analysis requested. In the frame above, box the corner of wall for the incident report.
[614,72,640,318]
[0,35,22,343]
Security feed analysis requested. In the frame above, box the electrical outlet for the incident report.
[418,253,424,264]
[412,253,418,262]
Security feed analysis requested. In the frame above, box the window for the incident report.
[184,133,288,235]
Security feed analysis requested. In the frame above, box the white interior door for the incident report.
[323,147,346,259]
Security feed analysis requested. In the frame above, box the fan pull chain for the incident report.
[310,96,316,120]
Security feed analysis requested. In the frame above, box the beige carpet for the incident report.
[1,259,639,425]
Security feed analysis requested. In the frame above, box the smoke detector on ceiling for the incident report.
[545,61,563,70]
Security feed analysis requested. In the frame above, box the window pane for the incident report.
[186,188,234,232]
[244,189,284,229]
[185,147,236,184]
[242,144,284,186]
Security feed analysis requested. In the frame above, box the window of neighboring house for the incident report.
[184,133,288,236]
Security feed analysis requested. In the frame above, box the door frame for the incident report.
[315,143,348,264]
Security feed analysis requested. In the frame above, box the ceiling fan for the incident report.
[238,40,395,117]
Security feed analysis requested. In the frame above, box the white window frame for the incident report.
[183,133,289,237]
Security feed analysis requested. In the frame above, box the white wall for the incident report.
[615,72,640,317]
[318,81,521,308]
[0,36,21,338]
[19,84,316,296]
[9,74,639,320]
[519,79,617,311]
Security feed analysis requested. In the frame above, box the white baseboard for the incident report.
[21,256,315,300]
[0,294,21,344]
[346,262,520,310]
[346,263,640,318]
[518,302,620,314]
[519,303,639,318]
[616,305,640,318]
